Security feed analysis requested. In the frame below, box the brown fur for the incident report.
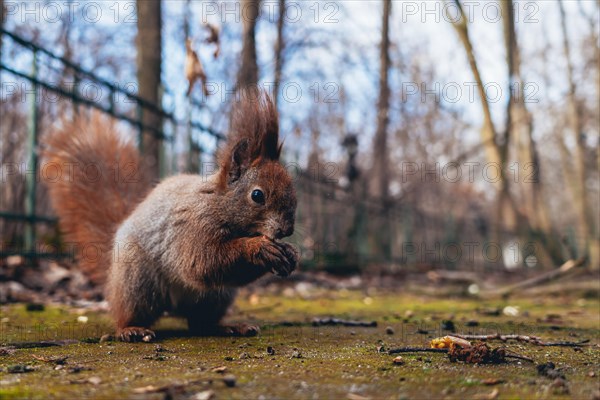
[42,111,150,285]
[217,92,283,190]
[44,94,297,341]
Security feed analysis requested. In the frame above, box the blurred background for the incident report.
[0,0,598,295]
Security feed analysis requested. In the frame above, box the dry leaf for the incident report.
[448,342,508,364]
[185,39,209,97]
[430,335,471,349]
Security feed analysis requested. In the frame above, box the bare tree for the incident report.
[136,0,163,181]
[447,0,520,244]
[557,0,594,261]
[371,0,391,203]
[237,0,260,89]
[500,0,560,265]
[273,0,286,109]
[367,0,392,263]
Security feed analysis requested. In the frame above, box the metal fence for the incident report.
[1,29,513,272]
[0,28,222,259]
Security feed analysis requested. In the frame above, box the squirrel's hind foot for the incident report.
[117,327,156,342]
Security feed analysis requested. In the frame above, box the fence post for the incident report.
[24,50,39,255]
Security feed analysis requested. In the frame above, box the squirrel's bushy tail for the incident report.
[43,111,150,285]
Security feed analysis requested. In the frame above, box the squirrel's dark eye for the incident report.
[251,189,265,204]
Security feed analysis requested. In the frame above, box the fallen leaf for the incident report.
[185,39,209,97]
[448,343,507,364]
[430,335,471,349]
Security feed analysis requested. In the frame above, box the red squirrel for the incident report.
[43,94,298,341]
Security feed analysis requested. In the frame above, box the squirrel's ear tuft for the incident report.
[217,90,281,189]
[258,95,281,161]
[228,138,249,184]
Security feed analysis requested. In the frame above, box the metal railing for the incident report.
[0,28,222,258]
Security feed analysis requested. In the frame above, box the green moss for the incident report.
[0,291,598,399]
[0,386,37,399]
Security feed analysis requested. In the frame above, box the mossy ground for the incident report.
[1,290,599,399]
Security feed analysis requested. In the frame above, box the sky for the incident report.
[1,0,598,167]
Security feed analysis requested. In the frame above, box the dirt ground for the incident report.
[1,286,599,399]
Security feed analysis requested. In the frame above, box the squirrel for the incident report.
[43,93,298,342]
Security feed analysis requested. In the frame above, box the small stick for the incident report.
[540,339,590,347]
[449,334,590,347]
[493,258,586,297]
[312,318,377,327]
[1,340,79,349]
[450,334,545,345]
[388,348,448,354]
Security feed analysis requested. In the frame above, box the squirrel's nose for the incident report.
[274,225,293,239]
[285,225,294,237]
[277,225,294,239]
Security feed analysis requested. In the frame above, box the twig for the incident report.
[540,339,590,347]
[0,340,79,349]
[492,258,586,297]
[312,318,377,327]
[449,334,590,347]
[450,334,545,345]
[388,347,448,354]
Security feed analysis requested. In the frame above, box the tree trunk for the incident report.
[448,0,519,245]
[558,0,593,260]
[136,0,162,182]
[273,0,285,109]
[369,0,392,263]
[447,0,501,169]
[237,0,260,90]
[371,0,391,203]
[500,0,561,265]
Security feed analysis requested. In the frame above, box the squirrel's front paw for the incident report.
[270,241,298,278]
[251,237,298,277]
